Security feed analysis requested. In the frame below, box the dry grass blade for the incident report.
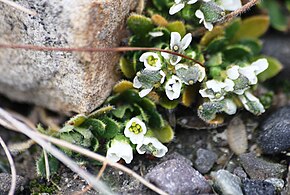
[0,108,114,195]
[0,136,17,195]
[0,108,168,195]
[0,0,37,16]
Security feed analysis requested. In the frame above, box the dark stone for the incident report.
[0,173,25,194]
[233,167,248,179]
[242,179,276,195]
[145,154,212,195]
[239,153,287,180]
[211,170,243,195]
[258,106,290,154]
[194,148,217,174]
[262,33,290,80]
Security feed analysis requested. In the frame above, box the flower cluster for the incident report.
[169,0,242,31]
[106,117,168,164]
[133,32,205,101]
[198,59,269,121]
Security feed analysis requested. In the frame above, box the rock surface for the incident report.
[0,173,25,194]
[145,154,212,195]
[194,148,217,174]
[258,106,290,154]
[239,153,287,180]
[0,0,138,113]
[242,179,276,195]
[211,169,243,195]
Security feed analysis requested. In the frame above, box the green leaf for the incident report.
[206,52,223,67]
[112,105,134,119]
[81,118,106,137]
[159,95,179,110]
[127,14,154,36]
[206,36,227,54]
[260,0,288,32]
[200,26,225,46]
[225,18,241,41]
[238,39,262,56]
[133,104,149,122]
[59,125,75,133]
[119,57,136,79]
[73,127,93,140]
[223,45,252,62]
[113,80,134,94]
[198,102,223,122]
[36,153,59,177]
[166,21,186,37]
[92,138,99,152]
[65,114,87,127]
[148,110,164,129]
[182,85,196,107]
[151,123,175,143]
[234,16,270,40]
[152,0,171,11]
[139,97,157,111]
[88,106,114,118]
[101,117,121,139]
[258,56,283,82]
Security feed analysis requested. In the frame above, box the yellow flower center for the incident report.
[147,55,159,66]
[173,45,179,52]
[215,93,222,99]
[129,122,143,134]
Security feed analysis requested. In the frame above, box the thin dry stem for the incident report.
[0,136,17,195]
[0,108,168,195]
[219,0,260,23]
[43,149,51,182]
[0,0,37,16]
[0,43,204,66]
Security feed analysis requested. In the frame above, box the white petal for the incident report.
[203,0,212,2]
[133,76,142,88]
[195,64,206,82]
[195,10,205,23]
[161,51,170,60]
[106,140,133,164]
[204,21,214,31]
[223,99,237,115]
[141,137,168,157]
[227,66,240,80]
[166,89,176,100]
[224,79,235,92]
[169,3,185,15]
[159,70,166,84]
[170,56,182,65]
[219,0,242,11]
[251,58,269,75]
[106,149,121,162]
[234,88,248,95]
[175,64,188,70]
[180,33,192,50]
[139,88,153,98]
[139,52,153,62]
[239,66,258,85]
[188,0,198,4]
[170,32,182,50]
[206,80,223,92]
[149,31,164,37]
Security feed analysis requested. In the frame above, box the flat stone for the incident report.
[0,173,25,194]
[0,0,138,113]
[194,148,217,174]
[257,106,290,154]
[145,154,212,195]
[211,169,243,195]
[239,153,287,180]
[242,179,276,195]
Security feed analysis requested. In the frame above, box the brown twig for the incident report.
[219,0,260,23]
[0,0,37,16]
[0,108,168,195]
[0,43,204,66]
[0,136,17,195]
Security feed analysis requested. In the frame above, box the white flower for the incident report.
[223,99,237,115]
[161,32,192,65]
[137,136,168,157]
[199,79,234,101]
[175,63,206,85]
[133,70,166,98]
[124,117,147,144]
[169,0,198,15]
[227,59,269,95]
[149,31,164,37]
[106,138,133,164]
[195,9,214,31]
[239,90,265,115]
[165,75,182,100]
[218,0,242,11]
[139,52,162,71]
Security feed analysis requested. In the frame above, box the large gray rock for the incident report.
[0,173,25,194]
[0,0,138,113]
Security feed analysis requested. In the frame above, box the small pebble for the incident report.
[239,153,287,180]
[194,148,217,174]
[211,169,243,195]
[265,178,285,191]
[242,179,276,195]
